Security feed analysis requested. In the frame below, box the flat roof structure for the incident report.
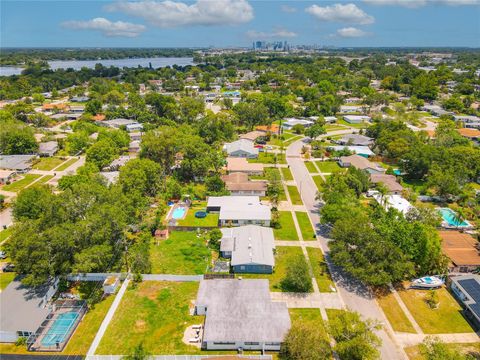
[0,155,36,171]
[207,196,271,222]
[196,279,290,344]
[371,192,413,215]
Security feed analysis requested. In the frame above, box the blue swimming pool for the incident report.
[41,312,79,347]
[393,169,401,176]
[172,207,187,219]
[438,208,470,227]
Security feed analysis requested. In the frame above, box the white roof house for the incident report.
[195,279,290,351]
[343,115,371,124]
[223,139,259,159]
[220,225,275,272]
[207,196,271,226]
[282,118,314,129]
[371,192,413,215]
[328,146,374,157]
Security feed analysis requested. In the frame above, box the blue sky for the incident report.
[1,0,479,48]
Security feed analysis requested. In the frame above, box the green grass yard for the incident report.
[273,211,299,241]
[306,247,335,292]
[150,231,211,274]
[280,167,294,181]
[376,291,416,333]
[404,343,480,360]
[289,308,328,335]
[33,175,55,186]
[248,152,286,164]
[177,202,219,228]
[241,246,307,292]
[0,227,13,243]
[398,287,474,334]
[295,211,316,241]
[96,281,204,355]
[0,272,16,290]
[56,157,79,171]
[316,161,342,174]
[338,119,369,129]
[305,161,318,173]
[287,185,303,205]
[312,175,324,191]
[32,157,65,171]
[2,174,42,192]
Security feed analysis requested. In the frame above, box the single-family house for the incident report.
[0,277,58,343]
[206,196,271,227]
[226,158,264,175]
[324,116,338,123]
[338,155,384,174]
[457,128,480,143]
[126,123,144,132]
[100,171,119,185]
[222,172,267,197]
[450,274,480,330]
[240,131,264,142]
[339,105,364,114]
[0,155,36,173]
[343,115,371,124]
[70,96,90,102]
[282,118,314,130]
[371,192,413,215]
[422,104,453,117]
[102,155,131,171]
[195,279,291,351]
[0,170,16,184]
[224,139,259,159]
[328,146,374,157]
[370,174,403,195]
[440,231,480,273]
[38,141,58,157]
[256,124,281,135]
[337,134,373,146]
[100,118,138,129]
[69,106,84,114]
[220,225,275,273]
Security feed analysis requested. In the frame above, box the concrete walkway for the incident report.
[87,276,131,356]
[396,332,480,346]
[389,284,424,334]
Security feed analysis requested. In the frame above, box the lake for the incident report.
[0,57,195,76]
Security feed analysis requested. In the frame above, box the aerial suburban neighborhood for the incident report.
[1,1,480,360]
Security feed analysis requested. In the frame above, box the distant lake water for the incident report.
[0,57,195,76]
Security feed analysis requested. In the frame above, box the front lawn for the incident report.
[242,246,307,292]
[287,185,303,205]
[248,152,286,164]
[0,272,16,290]
[397,286,474,334]
[150,231,211,274]
[96,281,203,355]
[404,342,480,360]
[2,174,42,192]
[33,175,55,186]
[280,167,294,181]
[56,157,79,171]
[376,290,416,333]
[0,227,13,243]
[32,157,64,171]
[306,247,335,292]
[305,161,318,173]
[337,119,369,129]
[177,202,219,228]
[316,161,342,174]
[273,211,299,241]
[295,211,315,241]
[312,175,324,191]
[289,308,328,335]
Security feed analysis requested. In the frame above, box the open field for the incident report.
[273,211,299,241]
[295,211,315,241]
[2,174,42,192]
[306,247,335,292]
[177,202,219,227]
[376,290,416,333]
[150,231,211,274]
[287,185,303,205]
[397,286,474,334]
[32,157,64,171]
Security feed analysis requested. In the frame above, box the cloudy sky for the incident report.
[1,0,479,47]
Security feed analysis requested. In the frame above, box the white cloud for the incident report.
[246,28,297,39]
[62,17,145,37]
[280,4,297,13]
[306,3,374,25]
[335,27,370,38]
[364,0,478,7]
[106,0,254,28]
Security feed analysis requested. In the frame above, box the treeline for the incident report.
[0,48,196,65]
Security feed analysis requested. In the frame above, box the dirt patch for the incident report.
[134,319,147,332]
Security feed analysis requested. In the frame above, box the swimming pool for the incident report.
[438,208,470,228]
[393,169,401,176]
[172,207,187,219]
[41,311,79,347]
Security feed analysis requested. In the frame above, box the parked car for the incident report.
[1,263,15,272]
[254,144,264,149]
[0,251,6,259]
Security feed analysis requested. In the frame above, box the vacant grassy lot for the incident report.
[56,157,79,171]
[287,185,303,205]
[150,231,211,274]
[295,211,315,241]
[280,167,294,181]
[398,287,474,334]
[3,174,42,192]
[177,201,219,227]
[242,246,307,292]
[376,290,416,333]
[0,272,15,290]
[404,342,480,360]
[248,152,286,164]
[305,161,318,173]
[312,175,324,191]
[316,161,342,174]
[96,281,203,355]
[32,157,64,171]
[273,211,299,241]
[306,247,335,292]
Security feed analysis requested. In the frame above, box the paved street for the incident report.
[286,134,407,360]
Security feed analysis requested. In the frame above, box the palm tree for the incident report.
[453,208,466,229]
[376,182,390,208]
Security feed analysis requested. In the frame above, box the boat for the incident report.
[410,276,444,289]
